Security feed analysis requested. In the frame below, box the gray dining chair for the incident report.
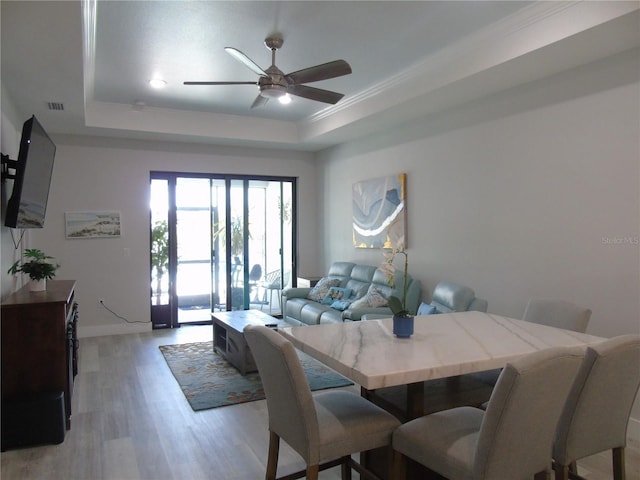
[523,298,592,333]
[392,346,585,480]
[243,325,401,480]
[553,334,640,480]
[472,298,592,389]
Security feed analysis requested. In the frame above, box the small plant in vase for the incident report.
[8,248,59,291]
[380,244,413,337]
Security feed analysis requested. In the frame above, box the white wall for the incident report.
[2,132,318,337]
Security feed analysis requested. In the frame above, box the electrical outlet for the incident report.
[98,298,105,308]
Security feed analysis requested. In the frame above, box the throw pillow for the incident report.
[306,277,341,302]
[350,286,388,309]
[321,286,352,305]
[417,302,438,315]
[330,299,353,311]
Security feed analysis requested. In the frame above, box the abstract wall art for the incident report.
[352,173,406,249]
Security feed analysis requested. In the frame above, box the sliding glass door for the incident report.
[150,172,295,328]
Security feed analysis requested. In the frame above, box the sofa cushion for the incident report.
[350,285,388,309]
[417,302,438,315]
[319,309,345,324]
[326,262,356,287]
[306,277,341,302]
[321,287,352,305]
[299,302,333,326]
[330,299,353,311]
[344,264,378,298]
[285,297,309,321]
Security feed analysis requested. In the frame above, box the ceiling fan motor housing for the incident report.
[264,35,284,51]
[260,84,287,98]
[259,66,288,97]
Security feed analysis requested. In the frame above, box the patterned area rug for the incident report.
[159,341,353,411]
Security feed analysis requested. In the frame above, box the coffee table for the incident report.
[211,309,288,375]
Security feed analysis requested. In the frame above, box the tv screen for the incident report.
[4,115,56,228]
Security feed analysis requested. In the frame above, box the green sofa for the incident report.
[281,261,422,326]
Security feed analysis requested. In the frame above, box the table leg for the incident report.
[406,382,425,420]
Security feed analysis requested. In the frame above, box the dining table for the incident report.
[278,311,605,420]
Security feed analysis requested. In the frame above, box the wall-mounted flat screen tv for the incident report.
[4,115,56,228]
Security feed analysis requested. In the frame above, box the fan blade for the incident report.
[287,84,344,104]
[285,60,351,85]
[225,47,268,77]
[250,94,269,109]
[183,81,257,85]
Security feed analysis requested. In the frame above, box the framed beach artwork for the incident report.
[352,173,407,249]
[65,211,122,239]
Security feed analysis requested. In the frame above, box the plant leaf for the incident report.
[388,296,407,316]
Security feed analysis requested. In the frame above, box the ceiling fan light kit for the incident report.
[184,34,352,109]
[278,94,292,105]
[149,78,167,89]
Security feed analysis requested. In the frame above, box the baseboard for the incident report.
[78,322,152,338]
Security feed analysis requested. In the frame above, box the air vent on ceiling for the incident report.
[47,102,64,111]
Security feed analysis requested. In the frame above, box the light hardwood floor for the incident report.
[1,325,638,480]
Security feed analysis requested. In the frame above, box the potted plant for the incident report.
[151,220,169,299]
[8,248,60,291]
[380,244,413,337]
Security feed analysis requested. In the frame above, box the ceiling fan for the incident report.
[184,34,352,109]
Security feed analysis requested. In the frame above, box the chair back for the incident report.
[523,299,591,333]
[475,346,584,479]
[249,264,262,282]
[243,325,319,462]
[554,334,640,465]
[263,269,281,288]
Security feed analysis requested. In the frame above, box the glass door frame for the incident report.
[150,171,298,328]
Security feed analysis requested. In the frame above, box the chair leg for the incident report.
[392,450,407,479]
[266,431,280,480]
[340,455,352,480]
[306,464,319,480]
[612,447,626,480]
[554,464,570,480]
[568,461,578,475]
[534,470,550,480]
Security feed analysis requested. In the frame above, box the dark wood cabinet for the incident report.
[1,280,78,448]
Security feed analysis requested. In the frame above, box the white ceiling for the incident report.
[2,1,639,151]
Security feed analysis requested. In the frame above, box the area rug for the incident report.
[159,341,353,411]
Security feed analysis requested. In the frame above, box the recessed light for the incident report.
[149,78,167,89]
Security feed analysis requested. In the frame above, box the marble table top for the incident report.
[279,311,604,390]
